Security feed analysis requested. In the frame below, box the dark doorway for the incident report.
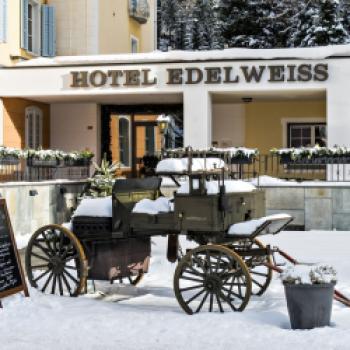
[101,104,183,177]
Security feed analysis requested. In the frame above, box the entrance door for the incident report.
[132,119,160,177]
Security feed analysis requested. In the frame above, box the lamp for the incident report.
[157,115,171,153]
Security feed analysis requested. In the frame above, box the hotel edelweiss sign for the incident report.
[70,64,329,88]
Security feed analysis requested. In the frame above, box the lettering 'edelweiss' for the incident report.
[70,64,328,88]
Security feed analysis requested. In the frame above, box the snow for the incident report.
[132,197,174,215]
[156,158,225,173]
[177,179,256,195]
[73,196,112,217]
[281,264,337,285]
[2,230,350,350]
[166,147,258,158]
[14,44,350,68]
[250,175,350,187]
[228,213,292,235]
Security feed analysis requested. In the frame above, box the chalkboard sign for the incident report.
[0,199,28,303]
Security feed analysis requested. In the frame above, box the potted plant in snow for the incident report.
[281,264,337,330]
[0,146,22,165]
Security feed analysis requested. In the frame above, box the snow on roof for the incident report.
[13,44,350,68]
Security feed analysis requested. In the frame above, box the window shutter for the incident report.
[41,5,55,57]
[0,0,7,43]
[21,0,29,49]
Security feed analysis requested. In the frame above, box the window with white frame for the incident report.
[25,106,43,149]
[119,116,131,167]
[131,36,139,53]
[288,123,327,148]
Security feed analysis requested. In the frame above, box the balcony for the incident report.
[128,0,150,24]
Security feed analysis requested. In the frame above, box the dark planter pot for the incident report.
[284,283,335,330]
[0,156,20,165]
[27,158,60,168]
[64,158,91,167]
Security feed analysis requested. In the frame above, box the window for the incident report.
[25,106,43,149]
[119,116,130,167]
[28,2,33,52]
[145,125,155,155]
[288,123,327,148]
[21,0,56,56]
[131,36,139,53]
[0,0,7,43]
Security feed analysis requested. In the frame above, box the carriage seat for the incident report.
[227,213,293,239]
[112,177,162,204]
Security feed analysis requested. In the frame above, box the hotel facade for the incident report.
[0,48,340,166]
[0,0,158,174]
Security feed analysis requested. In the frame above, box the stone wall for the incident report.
[161,183,350,230]
[264,186,350,230]
[0,180,86,238]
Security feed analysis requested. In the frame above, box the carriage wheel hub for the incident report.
[204,275,222,293]
[50,256,64,275]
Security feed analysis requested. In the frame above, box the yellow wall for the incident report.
[0,0,46,66]
[245,100,326,154]
[99,0,155,54]
[2,98,50,149]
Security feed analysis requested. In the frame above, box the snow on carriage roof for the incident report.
[13,44,350,68]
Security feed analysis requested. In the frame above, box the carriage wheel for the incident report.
[25,224,88,297]
[244,239,273,296]
[174,245,252,314]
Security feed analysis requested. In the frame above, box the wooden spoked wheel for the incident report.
[174,245,252,314]
[25,225,88,297]
[243,239,273,296]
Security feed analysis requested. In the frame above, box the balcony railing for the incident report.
[0,159,90,183]
[229,154,350,182]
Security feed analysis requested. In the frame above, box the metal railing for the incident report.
[229,155,350,182]
[0,160,90,182]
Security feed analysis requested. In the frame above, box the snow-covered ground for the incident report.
[1,231,350,350]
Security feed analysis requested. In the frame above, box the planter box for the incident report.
[284,283,335,329]
[230,157,255,164]
[27,158,60,168]
[279,154,350,165]
[64,158,92,167]
[0,156,20,165]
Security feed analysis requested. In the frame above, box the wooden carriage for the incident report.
[25,148,292,314]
